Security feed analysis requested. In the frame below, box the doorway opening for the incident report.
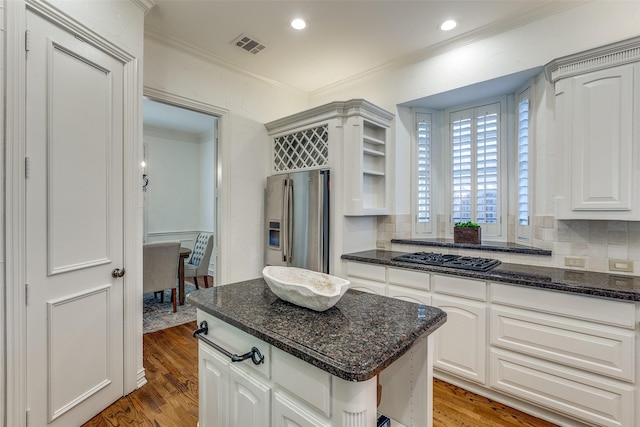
[142,96,219,331]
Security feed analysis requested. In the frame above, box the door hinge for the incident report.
[25,30,30,52]
[25,283,29,306]
[25,157,30,179]
[26,408,30,426]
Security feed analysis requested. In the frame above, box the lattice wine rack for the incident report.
[272,125,329,172]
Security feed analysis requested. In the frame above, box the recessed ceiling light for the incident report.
[291,18,307,30]
[439,19,457,31]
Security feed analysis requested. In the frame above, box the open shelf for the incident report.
[363,134,385,145]
[363,147,385,157]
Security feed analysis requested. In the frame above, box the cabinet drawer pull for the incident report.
[193,320,265,365]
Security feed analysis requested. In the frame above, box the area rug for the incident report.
[143,282,198,334]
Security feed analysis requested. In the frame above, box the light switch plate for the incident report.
[376,240,386,249]
[564,257,585,268]
[609,259,633,272]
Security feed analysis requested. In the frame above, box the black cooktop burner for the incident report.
[392,251,501,272]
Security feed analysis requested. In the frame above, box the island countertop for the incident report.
[187,278,447,382]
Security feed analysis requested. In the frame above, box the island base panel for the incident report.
[378,334,433,427]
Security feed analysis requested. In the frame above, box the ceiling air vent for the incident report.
[232,34,266,55]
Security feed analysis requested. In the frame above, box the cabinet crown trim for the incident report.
[545,36,640,83]
[264,99,393,134]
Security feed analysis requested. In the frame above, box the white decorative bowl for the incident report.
[262,266,350,312]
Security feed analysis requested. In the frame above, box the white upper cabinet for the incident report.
[343,110,393,215]
[265,99,394,216]
[546,37,640,220]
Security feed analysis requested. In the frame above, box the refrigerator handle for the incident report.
[286,180,294,263]
[282,179,289,262]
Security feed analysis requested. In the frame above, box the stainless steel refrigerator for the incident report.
[265,169,330,273]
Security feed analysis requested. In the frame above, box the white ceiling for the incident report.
[144,0,580,93]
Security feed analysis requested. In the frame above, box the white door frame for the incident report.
[142,87,230,289]
[4,1,143,425]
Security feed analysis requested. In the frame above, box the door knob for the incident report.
[111,268,125,278]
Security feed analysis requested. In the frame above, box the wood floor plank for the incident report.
[85,321,558,427]
[83,321,200,427]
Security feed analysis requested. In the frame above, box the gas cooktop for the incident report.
[392,251,501,272]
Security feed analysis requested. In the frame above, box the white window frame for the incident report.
[445,97,507,240]
[515,83,533,243]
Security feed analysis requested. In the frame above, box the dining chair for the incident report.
[185,233,213,289]
[143,241,181,312]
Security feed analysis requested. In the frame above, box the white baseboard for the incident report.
[136,368,148,389]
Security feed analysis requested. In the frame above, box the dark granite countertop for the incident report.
[391,238,553,256]
[342,250,640,302]
[187,278,447,382]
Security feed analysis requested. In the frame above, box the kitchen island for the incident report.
[187,278,447,427]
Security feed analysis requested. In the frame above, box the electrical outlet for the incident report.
[609,259,633,273]
[564,257,585,268]
[376,240,386,249]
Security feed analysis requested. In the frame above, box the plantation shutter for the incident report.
[516,86,532,241]
[415,112,432,233]
[451,103,501,235]
[518,97,529,226]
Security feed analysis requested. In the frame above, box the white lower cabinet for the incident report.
[345,261,386,295]
[387,267,431,305]
[340,260,640,426]
[432,294,486,384]
[229,365,271,427]
[490,305,635,381]
[490,284,637,426]
[490,348,634,427]
[198,342,271,427]
[199,342,230,427]
[273,391,331,427]
[431,274,487,384]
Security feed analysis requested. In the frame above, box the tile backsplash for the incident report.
[378,215,640,276]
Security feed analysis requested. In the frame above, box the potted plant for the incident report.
[454,221,481,244]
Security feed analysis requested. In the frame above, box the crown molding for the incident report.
[310,1,586,97]
[131,0,156,15]
[545,35,640,83]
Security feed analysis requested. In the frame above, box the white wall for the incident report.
[144,36,309,285]
[198,131,216,232]
[144,127,201,239]
[144,125,217,274]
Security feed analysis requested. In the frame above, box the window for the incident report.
[449,102,503,236]
[414,112,432,233]
[516,86,532,241]
[412,90,531,242]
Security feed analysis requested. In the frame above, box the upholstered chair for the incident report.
[143,241,181,312]
[185,233,213,289]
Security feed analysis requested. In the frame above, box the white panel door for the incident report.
[25,10,125,426]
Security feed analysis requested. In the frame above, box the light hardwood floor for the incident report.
[84,321,558,426]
